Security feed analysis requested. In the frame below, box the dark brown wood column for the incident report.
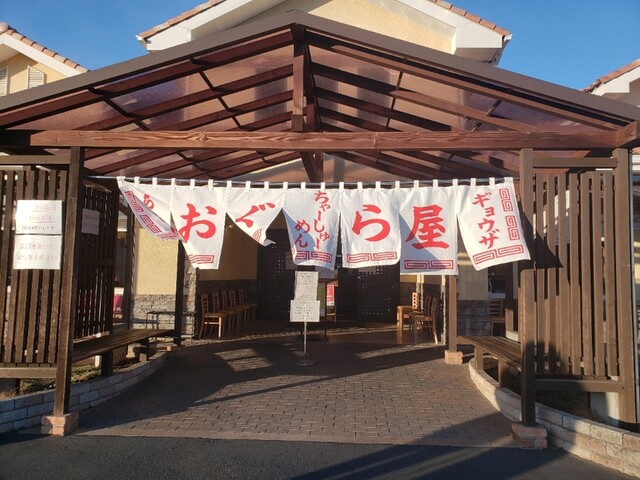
[613,148,637,426]
[519,148,537,427]
[53,147,85,417]
[173,242,186,346]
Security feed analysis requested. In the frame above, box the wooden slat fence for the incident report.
[75,187,118,339]
[0,169,67,368]
[526,158,629,382]
[0,167,118,372]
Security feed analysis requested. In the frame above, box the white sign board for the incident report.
[290,299,320,323]
[13,234,62,270]
[294,271,319,300]
[81,209,100,235]
[15,200,62,235]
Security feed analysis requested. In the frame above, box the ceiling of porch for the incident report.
[0,11,639,183]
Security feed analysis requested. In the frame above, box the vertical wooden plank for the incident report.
[36,171,58,364]
[556,174,571,375]
[0,171,13,362]
[519,148,537,427]
[590,172,605,377]
[568,174,582,375]
[3,171,20,363]
[545,173,558,376]
[47,171,66,364]
[13,170,34,364]
[25,170,46,363]
[448,276,457,352]
[580,173,594,376]
[173,241,186,346]
[612,148,636,425]
[54,147,85,417]
[535,173,546,375]
[602,173,618,377]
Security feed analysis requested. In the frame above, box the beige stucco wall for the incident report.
[133,226,179,295]
[457,250,488,301]
[198,224,258,281]
[2,53,66,95]
[244,0,450,52]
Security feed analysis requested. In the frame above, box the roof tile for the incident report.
[585,59,640,92]
[0,23,88,73]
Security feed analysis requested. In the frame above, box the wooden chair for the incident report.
[238,288,257,322]
[220,290,243,333]
[199,293,225,338]
[409,295,439,344]
[490,299,506,336]
[228,289,250,330]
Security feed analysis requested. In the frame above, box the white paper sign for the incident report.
[294,271,319,300]
[81,209,100,235]
[15,200,62,235]
[13,234,62,270]
[290,299,320,323]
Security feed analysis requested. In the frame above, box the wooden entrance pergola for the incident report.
[0,11,639,435]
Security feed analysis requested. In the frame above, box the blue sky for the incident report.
[1,0,638,90]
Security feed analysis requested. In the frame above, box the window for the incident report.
[27,66,44,89]
[0,66,7,96]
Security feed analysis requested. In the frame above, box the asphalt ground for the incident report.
[0,434,634,479]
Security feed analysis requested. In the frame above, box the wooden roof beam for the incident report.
[30,130,619,151]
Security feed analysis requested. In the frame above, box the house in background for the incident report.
[0,22,87,96]
[127,0,514,334]
[586,60,640,300]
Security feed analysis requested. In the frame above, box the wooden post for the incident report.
[444,275,462,364]
[519,148,537,427]
[48,147,84,433]
[173,241,186,346]
[123,207,135,329]
[613,148,637,426]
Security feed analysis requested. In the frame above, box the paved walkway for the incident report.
[74,323,516,448]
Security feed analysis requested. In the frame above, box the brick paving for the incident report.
[76,324,516,447]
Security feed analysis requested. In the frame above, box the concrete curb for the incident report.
[0,351,167,434]
[468,362,640,478]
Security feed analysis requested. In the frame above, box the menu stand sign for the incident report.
[291,271,319,366]
[13,200,63,270]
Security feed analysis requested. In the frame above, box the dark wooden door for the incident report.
[257,229,295,321]
[356,264,399,322]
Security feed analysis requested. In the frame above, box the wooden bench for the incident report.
[72,328,173,376]
[458,335,521,387]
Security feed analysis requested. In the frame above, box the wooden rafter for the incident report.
[306,32,625,131]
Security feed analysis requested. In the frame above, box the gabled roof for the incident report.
[137,0,510,64]
[0,22,88,76]
[585,59,640,96]
[0,11,638,183]
[138,0,510,41]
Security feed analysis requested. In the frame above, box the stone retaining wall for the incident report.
[0,351,167,434]
[468,362,640,478]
